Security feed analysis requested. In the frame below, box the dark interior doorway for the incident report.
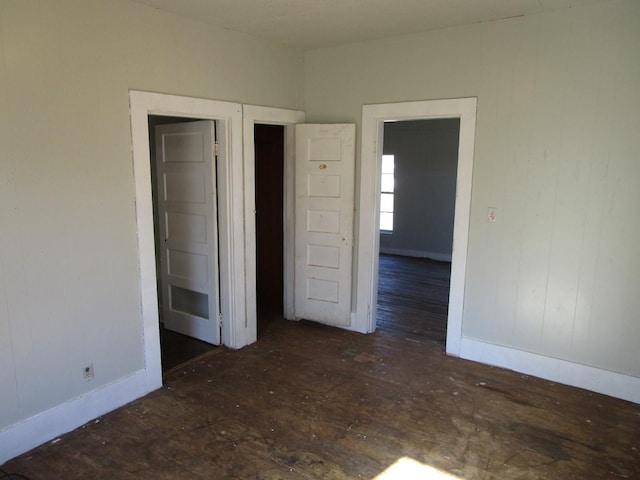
[254,124,285,334]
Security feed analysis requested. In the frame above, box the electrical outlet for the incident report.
[83,363,94,381]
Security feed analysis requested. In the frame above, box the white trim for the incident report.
[379,247,452,262]
[356,98,477,355]
[242,105,305,337]
[282,124,299,320]
[0,370,151,464]
[129,90,246,349]
[460,338,640,404]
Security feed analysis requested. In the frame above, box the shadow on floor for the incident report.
[160,326,216,372]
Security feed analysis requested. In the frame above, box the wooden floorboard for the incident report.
[377,254,450,344]
[3,258,640,479]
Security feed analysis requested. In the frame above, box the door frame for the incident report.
[354,98,477,356]
[129,90,247,389]
[242,105,305,344]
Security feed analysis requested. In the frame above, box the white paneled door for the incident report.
[294,124,356,326]
[155,121,220,345]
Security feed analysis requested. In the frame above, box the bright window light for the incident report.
[380,154,395,232]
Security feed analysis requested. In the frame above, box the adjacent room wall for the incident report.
[380,119,459,261]
[304,0,640,380]
[0,0,303,443]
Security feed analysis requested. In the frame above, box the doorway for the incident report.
[241,105,305,344]
[148,115,217,372]
[130,91,248,399]
[355,98,477,356]
[254,124,285,334]
[376,119,460,344]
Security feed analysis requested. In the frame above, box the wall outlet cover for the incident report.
[83,363,94,380]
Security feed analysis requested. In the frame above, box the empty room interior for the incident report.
[1,0,639,478]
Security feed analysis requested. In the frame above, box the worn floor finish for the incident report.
[377,254,450,343]
[4,318,639,479]
[4,256,640,478]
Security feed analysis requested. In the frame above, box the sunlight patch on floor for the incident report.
[373,457,462,480]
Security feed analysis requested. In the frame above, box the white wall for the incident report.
[380,119,459,260]
[0,0,303,452]
[305,1,640,380]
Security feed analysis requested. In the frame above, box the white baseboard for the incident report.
[4,340,635,465]
[379,247,452,262]
[0,369,161,464]
[459,337,640,405]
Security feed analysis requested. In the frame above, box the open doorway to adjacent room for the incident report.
[376,118,460,345]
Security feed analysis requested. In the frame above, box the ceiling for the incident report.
[129,0,603,51]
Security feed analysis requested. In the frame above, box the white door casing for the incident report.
[155,120,220,345]
[242,105,305,345]
[355,98,477,354]
[130,90,244,391]
[294,124,356,326]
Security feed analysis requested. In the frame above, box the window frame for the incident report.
[379,154,395,233]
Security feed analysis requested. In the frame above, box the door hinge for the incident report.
[218,312,223,327]
[214,141,220,156]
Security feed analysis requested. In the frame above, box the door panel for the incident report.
[294,124,356,326]
[155,120,220,345]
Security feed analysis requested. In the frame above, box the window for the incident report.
[380,154,395,232]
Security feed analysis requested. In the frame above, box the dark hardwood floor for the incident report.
[160,326,217,373]
[159,253,447,372]
[3,258,640,479]
[377,253,450,343]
